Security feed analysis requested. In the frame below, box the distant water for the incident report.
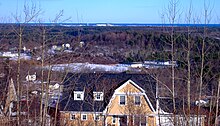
[1,23,220,27]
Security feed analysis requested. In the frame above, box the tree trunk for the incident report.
[215,78,220,125]
[40,28,46,126]
[16,25,22,126]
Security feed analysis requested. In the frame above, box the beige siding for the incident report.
[107,95,153,115]
[60,112,103,126]
[106,116,119,126]
[105,81,156,126]
[148,116,156,126]
[117,82,142,93]
[107,82,154,115]
[105,115,156,126]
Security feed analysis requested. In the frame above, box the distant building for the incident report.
[143,61,178,68]
[79,41,85,47]
[4,78,17,116]
[1,50,31,60]
[2,52,18,57]
[96,24,107,26]
[25,72,37,82]
[49,43,72,53]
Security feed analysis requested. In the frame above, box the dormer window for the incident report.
[74,91,84,100]
[94,114,100,121]
[70,113,76,120]
[93,92,104,101]
[77,94,81,99]
[81,114,87,121]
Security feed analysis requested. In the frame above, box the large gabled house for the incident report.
[51,72,206,126]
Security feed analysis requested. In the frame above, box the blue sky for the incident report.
[0,0,219,23]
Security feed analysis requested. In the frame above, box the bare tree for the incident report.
[185,1,193,125]
[166,0,181,125]
[215,78,220,125]
[11,1,42,125]
[197,1,213,125]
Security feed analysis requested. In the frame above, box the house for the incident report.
[143,61,178,68]
[25,72,37,82]
[2,52,18,57]
[50,43,72,53]
[0,77,40,125]
[1,51,31,60]
[79,41,85,47]
[50,73,206,126]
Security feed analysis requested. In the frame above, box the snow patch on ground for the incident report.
[44,63,140,73]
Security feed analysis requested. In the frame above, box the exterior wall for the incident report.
[60,112,103,126]
[105,115,156,126]
[106,94,153,115]
[117,81,142,93]
[105,116,119,126]
[107,82,154,115]
[105,81,156,126]
[148,116,156,126]
[157,115,205,126]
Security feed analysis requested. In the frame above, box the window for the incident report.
[77,94,81,99]
[135,96,141,105]
[74,91,84,100]
[81,114,87,121]
[96,93,101,99]
[93,92,104,101]
[70,114,75,120]
[134,116,147,126]
[94,114,100,121]
[119,95,126,105]
[140,116,147,126]
[134,116,141,125]
[112,116,116,124]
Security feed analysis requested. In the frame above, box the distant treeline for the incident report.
[0,25,219,62]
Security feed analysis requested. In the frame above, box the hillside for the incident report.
[0,24,219,96]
